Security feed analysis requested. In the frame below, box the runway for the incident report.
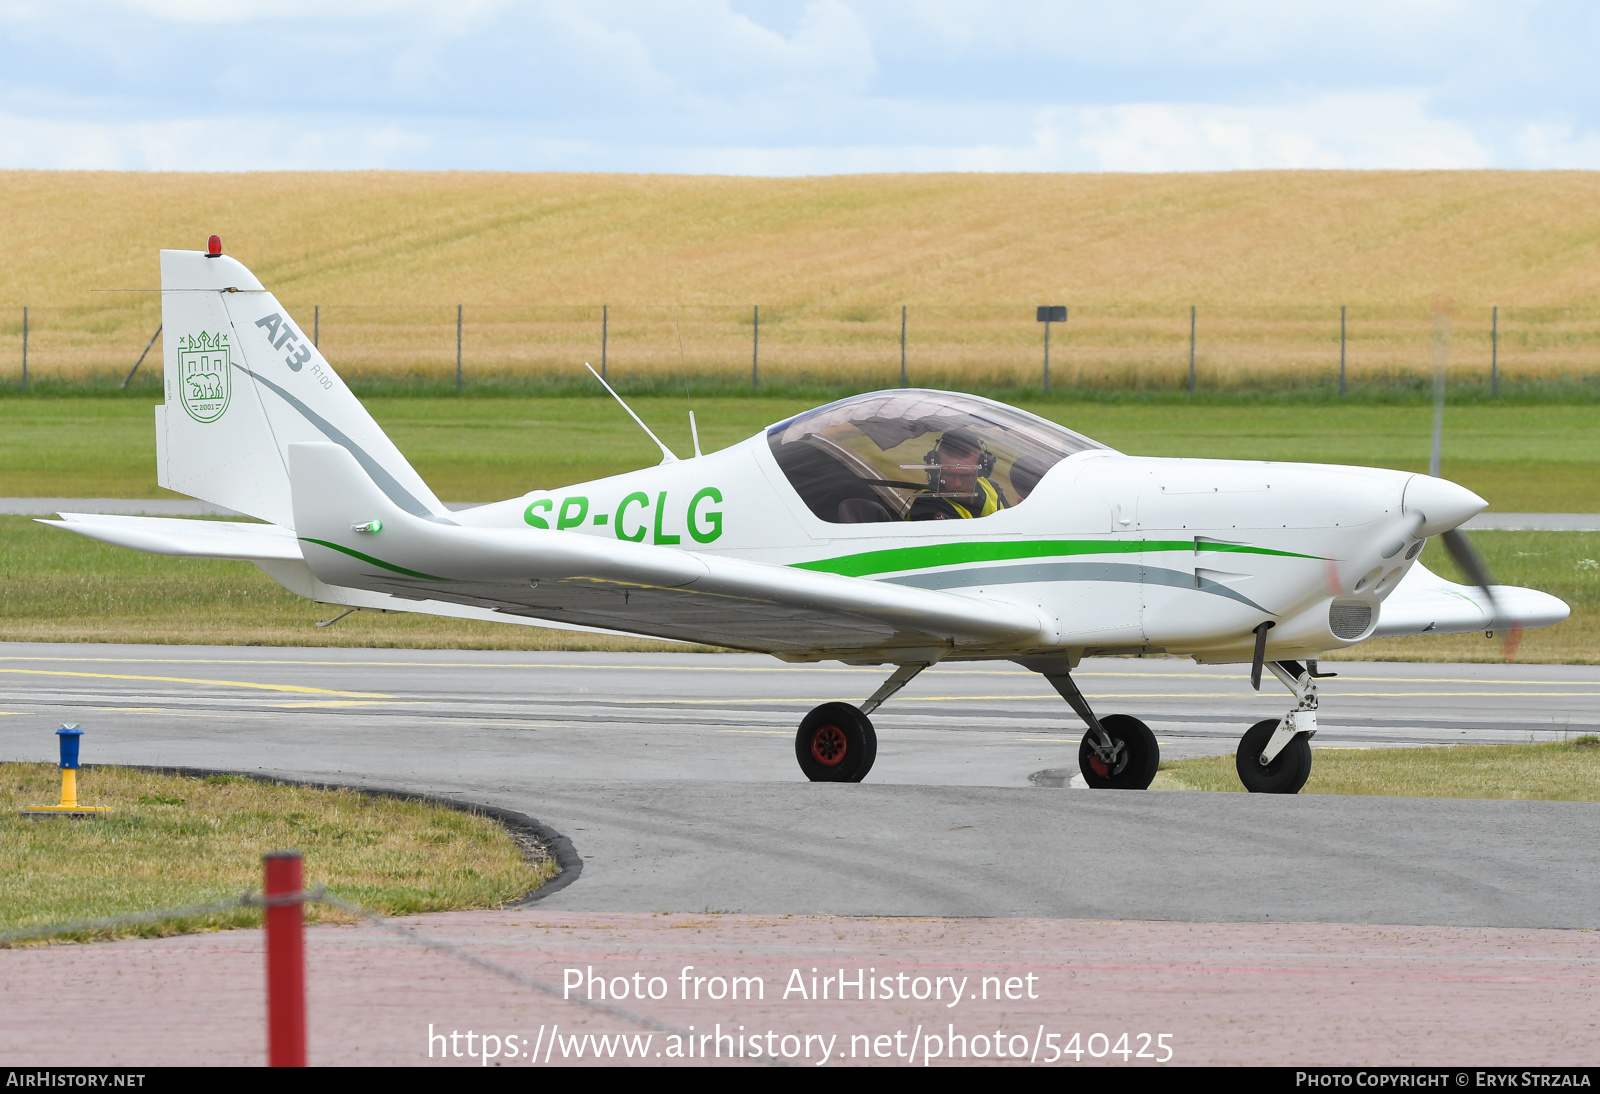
[2,643,1598,926]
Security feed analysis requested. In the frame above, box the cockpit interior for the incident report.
[766,389,1109,524]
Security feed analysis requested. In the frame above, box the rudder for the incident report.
[157,245,446,528]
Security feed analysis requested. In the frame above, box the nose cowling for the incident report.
[1403,474,1488,537]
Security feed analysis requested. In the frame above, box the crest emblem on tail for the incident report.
[178,331,231,423]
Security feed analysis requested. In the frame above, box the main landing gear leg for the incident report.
[1235,660,1321,794]
[1035,665,1160,790]
[794,662,928,784]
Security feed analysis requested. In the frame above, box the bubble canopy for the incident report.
[766,389,1112,524]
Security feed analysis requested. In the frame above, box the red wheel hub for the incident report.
[1088,755,1109,778]
[811,724,848,766]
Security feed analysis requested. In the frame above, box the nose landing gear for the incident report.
[1235,660,1325,794]
[1236,717,1313,793]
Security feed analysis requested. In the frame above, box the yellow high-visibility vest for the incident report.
[946,478,1003,519]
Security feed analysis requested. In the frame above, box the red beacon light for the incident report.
[206,235,222,257]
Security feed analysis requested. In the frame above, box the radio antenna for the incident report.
[583,362,678,464]
[676,316,701,457]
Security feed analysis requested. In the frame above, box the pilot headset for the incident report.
[923,431,996,487]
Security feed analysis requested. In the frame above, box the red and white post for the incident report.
[263,851,307,1067]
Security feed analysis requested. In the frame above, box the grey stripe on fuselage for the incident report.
[883,560,1268,612]
[236,364,454,524]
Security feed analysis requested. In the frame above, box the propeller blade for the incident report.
[1440,528,1495,598]
[1439,527,1523,662]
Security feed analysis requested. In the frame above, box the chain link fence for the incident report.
[5,300,1600,394]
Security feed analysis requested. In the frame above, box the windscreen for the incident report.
[766,389,1110,524]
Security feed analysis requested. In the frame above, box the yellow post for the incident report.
[59,768,78,809]
[21,725,111,816]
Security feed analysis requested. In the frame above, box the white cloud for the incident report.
[0,111,429,171]
[1512,121,1600,170]
[0,1,1592,172]
[1050,93,1491,172]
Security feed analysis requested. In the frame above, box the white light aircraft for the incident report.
[45,240,1570,792]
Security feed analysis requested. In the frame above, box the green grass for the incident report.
[1,394,1595,656]
[0,515,697,649]
[1156,737,1600,800]
[0,764,554,942]
[3,394,1598,510]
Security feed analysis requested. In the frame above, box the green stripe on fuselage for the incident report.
[793,538,1320,578]
[298,538,448,581]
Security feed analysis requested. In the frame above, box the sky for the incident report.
[2,1,1598,173]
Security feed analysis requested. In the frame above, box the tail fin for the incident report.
[155,245,447,529]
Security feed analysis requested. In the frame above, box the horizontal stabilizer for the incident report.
[1372,562,1569,638]
[39,513,302,561]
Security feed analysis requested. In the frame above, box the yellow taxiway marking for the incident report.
[1292,690,1600,698]
[99,707,257,718]
[719,729,793,735]
[0,656,1590,688]
[0,655,895,674]
[0,668,390,699]
[268,700,434,708]
[630,689,1600,706]
[469,721,576,729]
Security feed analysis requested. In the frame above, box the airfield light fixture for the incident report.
[207,235,223,257]
[20,724,112,816]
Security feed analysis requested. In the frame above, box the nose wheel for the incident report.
[1235,718,1313,794]
[1235,660,1325,794]
[796,702,877,782]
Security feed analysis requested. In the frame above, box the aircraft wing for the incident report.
[288,442,1049,657]
[1370,562,1569,638]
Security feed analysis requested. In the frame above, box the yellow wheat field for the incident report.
[4,170,1600,387]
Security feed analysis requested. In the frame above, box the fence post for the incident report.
[1043,316,1050,396]
[601,304,608,381]
[1429,306,1450,478]
[1188,305,1196,394]
[455,304,463,392]
[752,304,759,391]
[1339,305,1346,397]
[263,851,306,1067]
[900,305,907,387]
[1491,305,1498,397]
[313,306,319,349]
[1036,305,1066,395]
[21,306,27,391]
[121,324,162,389]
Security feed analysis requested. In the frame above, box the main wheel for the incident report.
[795,702,877,783]
[1235,718,1312,794]
[1077,714,1160,790]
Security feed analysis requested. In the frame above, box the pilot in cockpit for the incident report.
[906,428,1009,520]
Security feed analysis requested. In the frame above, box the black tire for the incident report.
[1235,718,1313,794]
[1077,714,1160,790]
[795,702,877,783]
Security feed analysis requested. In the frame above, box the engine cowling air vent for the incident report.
[1328,600,1375,640]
